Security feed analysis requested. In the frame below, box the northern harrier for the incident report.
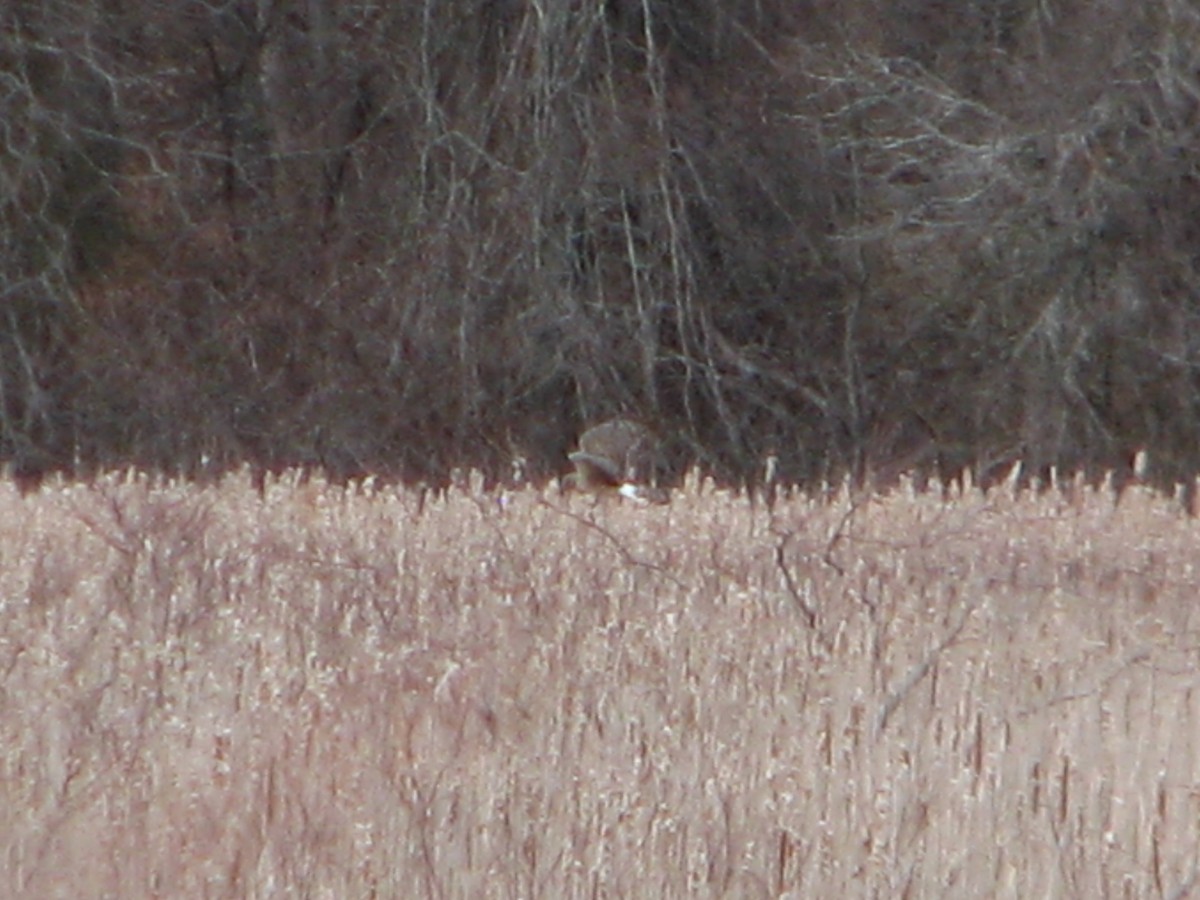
[566,418,669,505]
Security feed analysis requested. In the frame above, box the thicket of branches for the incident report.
[3,0,1199,488]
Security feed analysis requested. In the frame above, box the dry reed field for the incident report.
[2,469,1198,898]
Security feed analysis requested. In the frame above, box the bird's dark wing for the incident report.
[568,451,623,486]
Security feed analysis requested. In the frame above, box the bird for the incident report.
[565,418,669,505]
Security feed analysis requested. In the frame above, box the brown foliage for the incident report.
[2,471,1199,895]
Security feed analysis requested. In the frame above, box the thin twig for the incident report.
[542,497,687,589]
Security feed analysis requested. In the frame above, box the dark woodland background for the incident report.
[3,0,1199,489]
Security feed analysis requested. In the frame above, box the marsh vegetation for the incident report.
[3,471,1197,896]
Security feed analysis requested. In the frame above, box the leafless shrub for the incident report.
[1,1,1199,491]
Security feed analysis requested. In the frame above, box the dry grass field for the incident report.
[1,469,1198,898]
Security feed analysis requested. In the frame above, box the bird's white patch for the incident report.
[618,482,649,504]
